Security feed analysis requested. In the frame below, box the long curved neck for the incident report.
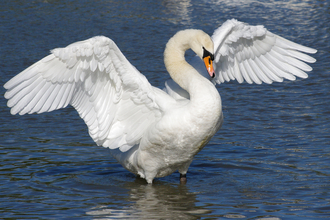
[163,30,222,146]
[164,30,214,98]
[163,30,222,152]
[164,30,201,93]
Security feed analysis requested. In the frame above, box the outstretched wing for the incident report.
[4,36,162,152]
[210,19,317,84]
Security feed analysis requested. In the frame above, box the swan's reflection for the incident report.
[86,178,210,219]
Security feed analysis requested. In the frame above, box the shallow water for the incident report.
[1,0,329,219]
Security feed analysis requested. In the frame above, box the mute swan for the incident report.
[4,19,316,184]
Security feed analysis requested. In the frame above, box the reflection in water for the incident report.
[86,179,210,219]
[163,0,192,25]
[210,0,312,8]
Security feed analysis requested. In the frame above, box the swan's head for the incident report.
[189,30,215,78]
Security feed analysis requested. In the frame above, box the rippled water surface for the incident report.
[1,0,329,219]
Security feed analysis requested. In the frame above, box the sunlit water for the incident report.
[1,0,329,219]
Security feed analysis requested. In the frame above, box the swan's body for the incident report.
[4,19,316,183]
[110,30,223,182]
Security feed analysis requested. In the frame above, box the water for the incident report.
[0,0,329,219]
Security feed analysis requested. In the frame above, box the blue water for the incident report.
[1,0,329,219]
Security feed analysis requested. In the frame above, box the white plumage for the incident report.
[4,19,316,183]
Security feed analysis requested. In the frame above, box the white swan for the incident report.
[4,19,316,184]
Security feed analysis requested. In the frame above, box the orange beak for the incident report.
[203,56,215,78]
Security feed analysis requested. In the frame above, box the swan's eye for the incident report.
[202,47,214,61]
